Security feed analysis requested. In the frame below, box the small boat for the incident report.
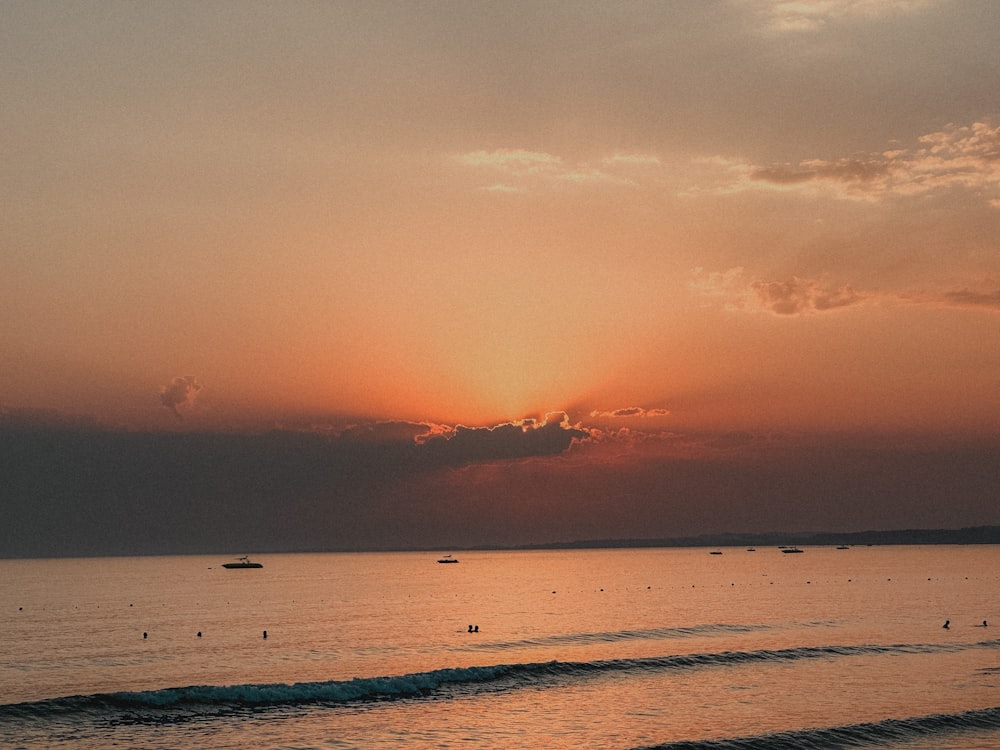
[781,547,804,554]
[437,554,459,564]
[746,547,756,552]
[836,545,850,550]
[709,550,723,555]
[222,556,263,569]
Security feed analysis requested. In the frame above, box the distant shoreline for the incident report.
[500,525,1000,551]
[6,525,999,560]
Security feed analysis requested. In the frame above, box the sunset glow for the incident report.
[3,1,1000,556]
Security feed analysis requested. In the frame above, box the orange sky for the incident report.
[3,1,1000,439]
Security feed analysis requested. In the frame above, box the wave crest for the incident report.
[3,638,999,722]
[633,706,1000,749]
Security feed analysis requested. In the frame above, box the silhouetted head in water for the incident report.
[943,620,950,629]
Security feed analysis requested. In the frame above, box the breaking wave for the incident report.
[3,637,998,724]
[633,706,1000,749]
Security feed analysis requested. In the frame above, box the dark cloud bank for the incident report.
[2,415,999,558]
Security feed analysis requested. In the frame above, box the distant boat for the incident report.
[437,554,459,564]
[746,547,756,552]
[781,547,804,554]
[836,545,850,550]
[222,556,263,569]
[709,550,723,555]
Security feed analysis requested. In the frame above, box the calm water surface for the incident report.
[2,546,999,748]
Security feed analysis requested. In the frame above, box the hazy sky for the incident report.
[3,1,999,555]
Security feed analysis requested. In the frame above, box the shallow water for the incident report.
[2,546,999,748]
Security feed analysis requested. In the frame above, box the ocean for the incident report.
[1,546,998,749]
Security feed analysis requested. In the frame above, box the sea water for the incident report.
[1,546,999,749]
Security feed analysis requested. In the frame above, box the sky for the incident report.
[2,1,1000,557]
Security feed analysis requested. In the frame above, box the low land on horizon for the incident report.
[507,525,1000,551]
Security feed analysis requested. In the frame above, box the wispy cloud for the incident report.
[456,122,1000,206]
[456,149,563,175]
[480,183,522,194]
[736,121,1000,206]
[602,154,662,168]
[941,288,1000,310]
[694,268,1000,315]
[692,267,865,315]
[904,284,1000,312]
[455,149,654,190]
[589,407,671,419]
[741,0,938,34]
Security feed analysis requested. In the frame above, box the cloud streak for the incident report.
[744,0,940,34]
[455,121,1000,210]
[694,268,1000,316]
[742,121,1000,206]
[589,407,671,419]
[691,268,866,316]
[455,149,653,190]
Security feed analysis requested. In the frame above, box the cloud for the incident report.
[692,268,866,315]
[5,422,999,557]
[939,287,1000,311]
[455,148,640,190]
[751,277,865,315]
[456,149,563,176]
[912,285,1000,312]
[452,121,995,207]
[159,376,202,420]
[690,266,752,307]
[738,120,1000,206]
[338,421,435,444]
[480,183,521,194]
[743,0,937,34]
[419,416,587,465]
[602,154,662,168]
[589,407,671,419]
[695,268,1000,316]
[750,157,889,186]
